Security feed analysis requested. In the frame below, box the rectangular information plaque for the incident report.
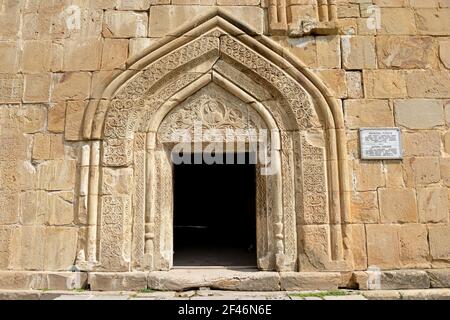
[360,128,403,160]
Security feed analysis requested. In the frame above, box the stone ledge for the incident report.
[280,272,341,291]
[88,272,147,292]
[0,272,87,291]
[353,270,431,290]
[1,270,449,292]
[148,270,281,292]
[426,269,450,288]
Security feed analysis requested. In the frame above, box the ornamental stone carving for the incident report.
[82,11,350,273]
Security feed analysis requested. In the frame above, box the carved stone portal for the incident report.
[80,10,351,273]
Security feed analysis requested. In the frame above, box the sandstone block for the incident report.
[346,72,363,98]
[0,42,19,73]
[352,160,385,191]
[429,225,450,260]
[147,270,280,291]
[316,69,347,98]
[366,224,400,269]
[63,39,102,71]
[348,224,368,270]
[316,36,340,69]
[149,6,264,37]
[445,131,450,154]
[364,70,407,98]
[415,9,450,35]
[23,73,51,103]
[0,272,87,290]
[0,74,22,103]
[378,188,418,223]
[101,39,129,70]
[37,160,77,191]
[350,192,379,224]
[418,188,449,223]
[403,131,441,157]
[89,272,147,291]
[380,270,430,290]
[65,101,87,141]
[103,11,148,38]
[406,71,450,98]
[21,40,52,73]
[377,36,438,69]
[48,102,66,133]
[344,99,394,129]
[342,36,377,70]
[280,272,341,291]
[441,158,450,187]
[32,134,65,160]
[43,228,78,271]
[427,269,450,288]
[440,39,450,68]
[395,99,444,129]
[275,37,317,68]
[403,157,441,186]
[118,0,151,10]
[52,72,91,102]
[379,8,416,35]
[398,224,430,268]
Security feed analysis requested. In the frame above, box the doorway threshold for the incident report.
[148,268,280,291]
[173,266,258,270]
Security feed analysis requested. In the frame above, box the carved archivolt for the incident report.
[80,10,351,273]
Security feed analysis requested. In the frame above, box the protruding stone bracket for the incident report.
[269,0,340,37]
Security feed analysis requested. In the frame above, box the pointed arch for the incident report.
[80,9,351,272]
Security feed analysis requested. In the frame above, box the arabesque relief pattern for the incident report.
[83,14,348,273]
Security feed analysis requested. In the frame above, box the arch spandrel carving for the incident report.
[80,10,352,273]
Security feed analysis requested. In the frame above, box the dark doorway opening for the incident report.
[173,153,257,267]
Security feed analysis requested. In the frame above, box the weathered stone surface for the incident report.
[429,225,450,260]
[103,11,148,38]
[280,272,341,291]
[418,188,449,223]
[364,70,407,98]
[342,36,376,70]
[380,270,430,290]
[63,40,102,71]
[398,224,430,268]
[395,99,444,129]
[65,101,87,141]
[403,131,441,157]
[366,225,400,269]
[406,70,450,98]
[440,39,450,69]
[378,8,416,35]
[377,36,438,69]
[415,9,450,36]
[378,189,418,223]
[148,270,281,291]
[89,273,147,291]
[427,269,450,288]
[403,157,441,187]
[52,73,91,102]
[348,224,368,270]
[149,6,264,37]
[344,99,394,129]
[399,288,450,300]
[0,272,86,290]
[350,192,379,224]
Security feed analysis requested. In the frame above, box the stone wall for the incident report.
[0,0,449,273]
